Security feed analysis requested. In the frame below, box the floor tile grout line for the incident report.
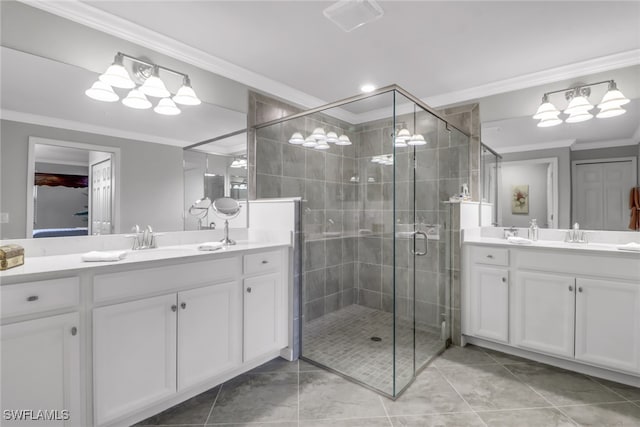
[499,364,581,427]
[377,394,393,427]
[432,365,488,427]
[583,375,634,403]
[203,382,223,426]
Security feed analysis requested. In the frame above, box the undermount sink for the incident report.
[124,246,199,260]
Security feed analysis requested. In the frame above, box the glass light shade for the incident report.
[85,80,119,102]
[394,138,408,148]
[597,89,630,109]
[535,110,562,121]
[288,132,305,144]
[596,104,626,119]
[533,101,560,119]
[326,131,339,143]
[99,63,135,89]
[154,98,181,115]
[407,134,426,146]
[302,136,318,148]
[565,111,593,123]
[564,96,593,115]
[314,142,330,150]
[311,127,326,141]
[122,89,152,109]
[537,116,562,127]
[335,134,352,146]
[140,68,171,98]
[173,84,201,106]
[396,128,411,142]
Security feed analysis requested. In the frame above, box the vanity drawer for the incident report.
[244,250,281,276]
[1,277,80,318]
[471,246,509,266]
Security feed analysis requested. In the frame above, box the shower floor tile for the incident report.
[302,304,444,394]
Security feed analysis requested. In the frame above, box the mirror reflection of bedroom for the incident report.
[30,140,114,238]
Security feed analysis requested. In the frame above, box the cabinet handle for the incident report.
[578,287,583,293]
[181,302,187,309]
[262,260,269,264]
[26,295,39,302]
[247,287,252,293]
[501,277,507,283]
[171,304,177,312]
[486,254,494,259]
[71,326,77,336]
[568,286,574,292]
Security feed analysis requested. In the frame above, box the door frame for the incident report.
[571,156,637,229]
[26,137,121,237]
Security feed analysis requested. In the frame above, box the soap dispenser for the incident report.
[528,219,539,241]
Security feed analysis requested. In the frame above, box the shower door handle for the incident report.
[411,231,428,256]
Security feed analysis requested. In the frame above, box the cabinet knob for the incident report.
[26,295,39,302]
[578,287,583,293]
[70,326,78,336]
[261,260,269,264]
[181,302,187,309]
[569,286,574,292]
[486,254,494,259]
[247,287,252,293]
[501,277,507,283]
[171,304,178,312]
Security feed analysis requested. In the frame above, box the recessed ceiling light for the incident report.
[361,84,375,93]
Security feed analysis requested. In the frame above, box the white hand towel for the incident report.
[616,242,640,252]
[198,241,224,251]
[507,236,533,245]
[81,250,128,262]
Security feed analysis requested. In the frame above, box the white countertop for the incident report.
[464,236,640,256]
[0,241,290,281]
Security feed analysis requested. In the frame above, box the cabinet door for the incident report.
[1,313,81,427]
[514,271,575,358]
[575,278,640,373]
[243,273,283,361]
[177,282,242,390]
[93,294,177,425]
[470,266,509,343]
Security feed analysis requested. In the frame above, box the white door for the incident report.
[90,159,113,235]
[575,278,640,373]
[177,282,242,390]
[469,266,510,343]
[573,159,636,231]
[243,273,283,361]
[93,294,177,425]
[1,313,81,427]
[514,271,575,358]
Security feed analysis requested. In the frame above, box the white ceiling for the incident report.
[7,1,640,153]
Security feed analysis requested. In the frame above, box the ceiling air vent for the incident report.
[323,0,384,33]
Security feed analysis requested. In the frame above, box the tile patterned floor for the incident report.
[135,344,640,427]
[302,305,444,394]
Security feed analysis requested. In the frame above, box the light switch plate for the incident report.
[0,212,9,223]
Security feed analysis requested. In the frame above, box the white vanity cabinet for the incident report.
[513,271,576,358]
[574,277,640,373]
[1,278,81,427]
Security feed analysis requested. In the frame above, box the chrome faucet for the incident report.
[129,224,157,250]
[504,226,518,238]
[326,218,335,232]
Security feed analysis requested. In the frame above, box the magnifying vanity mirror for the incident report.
[0,1,249,240]
[187,197,212,230]
[211,197,242,246]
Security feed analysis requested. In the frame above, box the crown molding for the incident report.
[1,109,193,147]
[496,139,575,154]
[570,138,639,151]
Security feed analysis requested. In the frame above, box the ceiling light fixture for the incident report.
[86,51,200,116]
[532,79,629,127]
[360,84,375,93]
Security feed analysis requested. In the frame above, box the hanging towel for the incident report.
[81,250,128,262]
[630,187,640,231]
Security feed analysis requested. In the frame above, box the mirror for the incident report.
[0,2,248,240]
[187,197,212,230]
[211,197,242,246]
[480,65,640,230]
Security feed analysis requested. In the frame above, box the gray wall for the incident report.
[1,120,184,239]
[571,145,639,162]
[34,162,88,230]
[500,147,571,229]
[500,163,548,228]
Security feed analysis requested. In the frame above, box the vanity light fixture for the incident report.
[86,52,201,116]
[395,128,411,147]
[288,128,352,149]
[230,158,247,169]
[532,80,629,127]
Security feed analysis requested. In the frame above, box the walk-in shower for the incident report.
[253,86,470,398]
